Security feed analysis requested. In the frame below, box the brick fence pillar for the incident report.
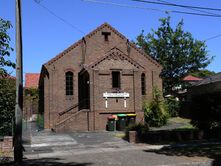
[129,131,137,143]
[2,136,13,152]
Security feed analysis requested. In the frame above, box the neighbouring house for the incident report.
[24,73,40,121]
[39,23,162,132]
[187,72,221,127]
[188,72,221,96]
[25,73,40,89]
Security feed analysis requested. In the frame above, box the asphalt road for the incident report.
[22,148,213,166]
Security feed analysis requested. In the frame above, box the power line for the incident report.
[34,0,85,34]
[34,0,221,41]
[205,33,221,41]
[132,0,221,12]
[83,0,221,18]
[83,0,166,12]
[157,0,221,17]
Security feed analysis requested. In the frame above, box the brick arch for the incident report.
[64,68,75,73]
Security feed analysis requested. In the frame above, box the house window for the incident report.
[66,71,73,95]
[141,73,146,95]
[112,71,120,89]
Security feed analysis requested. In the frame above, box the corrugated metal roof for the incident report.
[193,72,221,86]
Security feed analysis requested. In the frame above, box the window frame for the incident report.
[65,71,74,96]
[112,71,121,89]
[141,73,146,95]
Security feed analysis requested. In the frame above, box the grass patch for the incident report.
[114,133,126,138]
[168,117,195,130]
[178,124,195,129]
[168,117,191,124]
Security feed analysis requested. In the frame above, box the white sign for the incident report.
[103,92,129,98]
[103,92,129,108]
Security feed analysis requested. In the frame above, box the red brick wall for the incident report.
[56,111,89,132]
[40,23,162,132]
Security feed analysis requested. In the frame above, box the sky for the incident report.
[1,0,221,77]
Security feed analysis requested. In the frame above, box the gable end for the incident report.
[44,22,162,69]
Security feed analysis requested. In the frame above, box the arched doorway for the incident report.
[78,69,90,110]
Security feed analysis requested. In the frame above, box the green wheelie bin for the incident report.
[127,114,136,126]
[107,116,116,131]
[116,114,127,131]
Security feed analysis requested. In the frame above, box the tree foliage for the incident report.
[0,17,15,76]
[0,17,15,136]
[189,69,216,78]
[165,96,180,117]
[135,16,213,94]
[0,77,16,136]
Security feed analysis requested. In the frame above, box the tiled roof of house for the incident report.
[25,73,40,88]
[183,75,203,81]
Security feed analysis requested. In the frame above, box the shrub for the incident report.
[126,123,149,134]
[144,88,169,127]
[165,96,180,117]
[126,123,149,141]
[0,77,15,136]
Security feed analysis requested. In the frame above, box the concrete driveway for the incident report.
[22,122,213,166]
[23,122,132,158]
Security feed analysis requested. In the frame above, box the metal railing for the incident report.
[57,98,90,125]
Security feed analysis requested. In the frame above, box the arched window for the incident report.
[65,71,73,96]
[141,73,146,95]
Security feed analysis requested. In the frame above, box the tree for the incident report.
[135,16,213,94]
[0,17,15,76]
[189,69,216,78]
[0,17,15,136]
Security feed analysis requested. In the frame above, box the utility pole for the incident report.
[14,0,23,164]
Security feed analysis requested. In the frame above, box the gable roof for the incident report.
[44,22,161,68]
[87,47,144,69]
[25,73,40,88]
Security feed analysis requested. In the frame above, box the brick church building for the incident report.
[39,23,162,132]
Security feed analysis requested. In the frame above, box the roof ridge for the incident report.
[44,23,110,66]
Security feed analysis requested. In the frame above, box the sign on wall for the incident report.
[103,92,129,98]
[103,92,130,108]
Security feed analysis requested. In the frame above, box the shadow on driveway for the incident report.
[144,140,221,166]
[0,158,93,166]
